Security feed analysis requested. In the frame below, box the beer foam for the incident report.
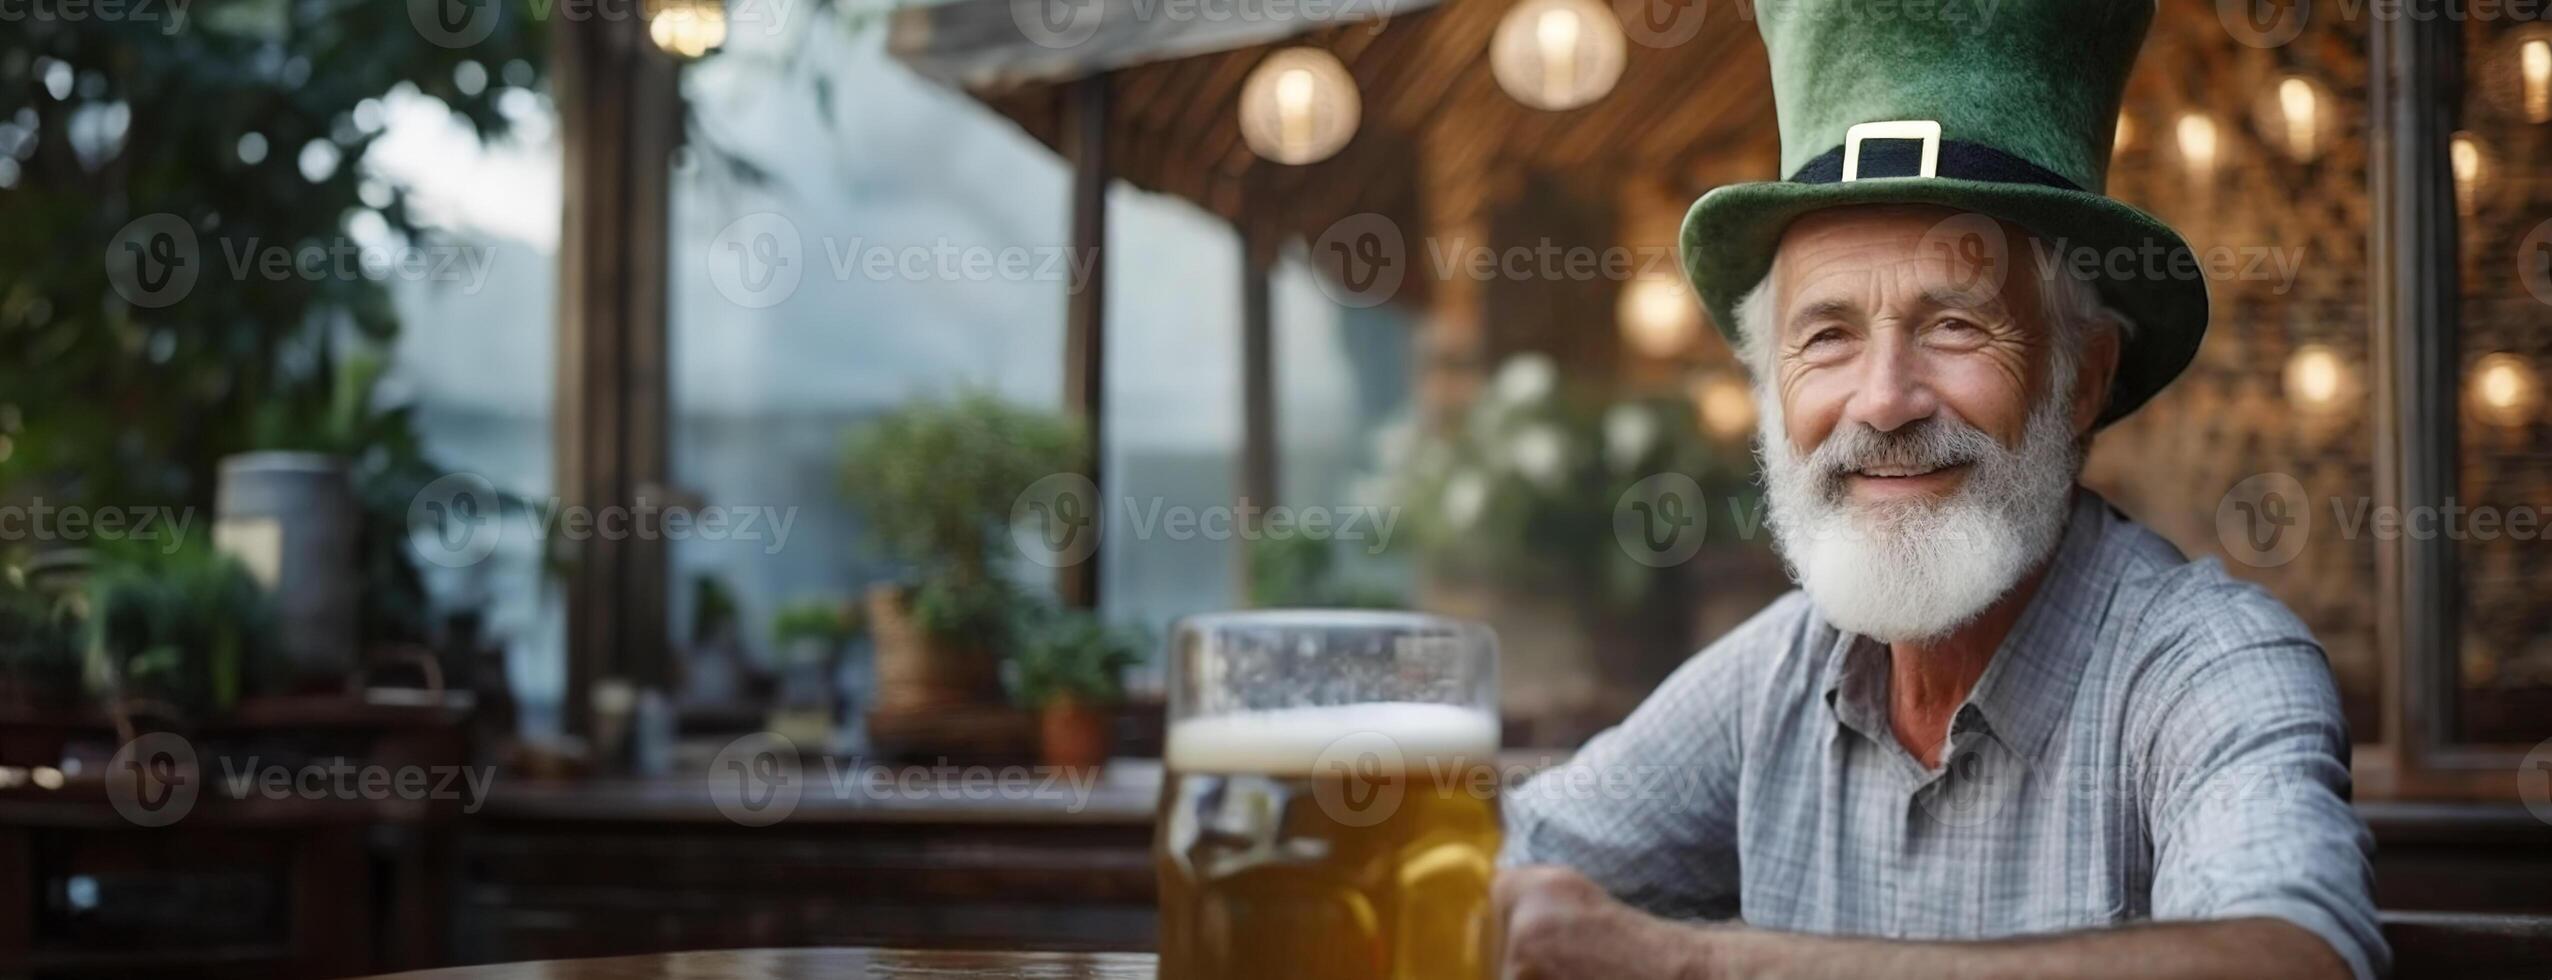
[1166,702,1499,774]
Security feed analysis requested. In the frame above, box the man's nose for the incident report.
[1842,332,1938,433]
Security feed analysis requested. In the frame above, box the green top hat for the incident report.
[1679,0,2204,426]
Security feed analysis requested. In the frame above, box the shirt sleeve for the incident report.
[2139,622,2389,980]
[1500,595,1797,921]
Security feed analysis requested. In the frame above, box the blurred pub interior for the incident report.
[1,0,2550,976]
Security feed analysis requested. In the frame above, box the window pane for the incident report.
[2453,17,2552,744]
[373,83,566,734]
[665,18,1069,716]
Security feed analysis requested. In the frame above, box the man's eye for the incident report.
[1804,327,1848,347]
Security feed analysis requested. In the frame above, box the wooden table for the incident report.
[366,947,1156,979]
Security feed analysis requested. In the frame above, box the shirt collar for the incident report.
[1820,488,2123,762]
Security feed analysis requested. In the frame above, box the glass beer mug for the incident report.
[1156,611,1501,980]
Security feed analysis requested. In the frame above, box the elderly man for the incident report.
[1495,2,2384,979]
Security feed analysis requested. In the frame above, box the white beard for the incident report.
[1756,389,2081,644]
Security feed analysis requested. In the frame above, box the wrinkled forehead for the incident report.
[1768,206,2036,324]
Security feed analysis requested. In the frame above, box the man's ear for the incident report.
[2069,323,2123,437]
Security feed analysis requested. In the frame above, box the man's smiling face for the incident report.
[1744,204,2121,643]
[1769,205,2076,508]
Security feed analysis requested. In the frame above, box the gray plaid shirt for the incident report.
[1504,489,2386,979]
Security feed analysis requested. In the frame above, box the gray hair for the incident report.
[1728,239,2134,415]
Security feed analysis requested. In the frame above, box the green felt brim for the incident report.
[1680,178,2209,427]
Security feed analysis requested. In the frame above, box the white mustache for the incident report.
[1808,418,2008,496]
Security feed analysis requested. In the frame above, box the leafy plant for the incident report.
[0,1,547,627]
[82,539,281,717]
[1247,534,1407,609]
[0,575,82,704]
[839,393,1085,645]
[770,597,864,661]
[1013,607,1144,709]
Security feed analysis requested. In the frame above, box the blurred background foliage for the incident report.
[0,0,550,644]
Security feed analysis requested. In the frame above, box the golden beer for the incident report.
[1156,703,1502,980]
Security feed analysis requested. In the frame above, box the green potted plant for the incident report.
[766,597,867,750]
[81,540,282,719]
[0,574,82,710]
[839,393,1085,713]
[1013,608,1144,770]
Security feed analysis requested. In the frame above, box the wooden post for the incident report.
[554,14,678,736]
[2367,10,2472,785]
[1238,225,1278,597]
[1060,76,1110,610]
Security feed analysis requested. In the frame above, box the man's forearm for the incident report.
[1698,917,2352,980]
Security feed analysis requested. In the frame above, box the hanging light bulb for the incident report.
[2522,36,2551,124]
[2176,112,2218,174]
[1491,0,1626,111]
[1619,275,1698,359]
[1240,48,1360,165]
[2450,131,2487,216]
[1691,371,1757,442]
[2471,352,2540,426]
[646,0,726,59]
[2272,74,2324,161]
[2282,344,2347,412]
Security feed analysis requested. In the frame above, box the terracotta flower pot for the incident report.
[1038,696,1113,771]
[865,583,1003,712]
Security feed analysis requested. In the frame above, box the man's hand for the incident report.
[1495,864,1718,980]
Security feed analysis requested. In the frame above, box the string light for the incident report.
[2282,344,2346,412]
[2522,36,2551,124]
[1691,372,1757,441]
[2274,75,2323,161]
[2471,352,2540,427]
[2450,131,2487,216]
[1619,276,1699,359]
[2176,112,2218,174]
[645,0,726,59]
